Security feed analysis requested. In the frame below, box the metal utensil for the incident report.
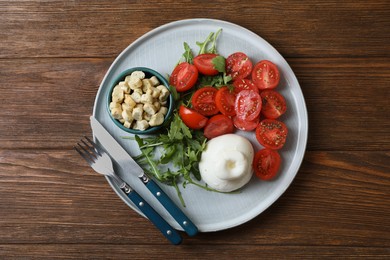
[74,136,182,245]
[90,116,198,236]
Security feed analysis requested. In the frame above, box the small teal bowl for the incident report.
[106,67,174,135]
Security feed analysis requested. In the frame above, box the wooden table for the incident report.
[1,1,389,258]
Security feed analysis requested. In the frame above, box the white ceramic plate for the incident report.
[92,18,308,232]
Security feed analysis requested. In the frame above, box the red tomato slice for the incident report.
[169,62,198,92]
[226,52,253,80]
[203,114,234,139]
[255,119,288,150]
[193,53,219,76]
[235,90,262,121]
[252,60,280,90]
[233,116,259,131]
[215,86,237,116]
[253,148,281,180]
[179,105,208,130]
[232,78,258,94]
[260,90,287,119]
[192,87,219,116]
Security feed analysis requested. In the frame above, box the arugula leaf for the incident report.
[134,135,162,181]
[182,42,194,63]
[223,73,232,85]
[208,28,222,54]
[131,113,210,207]
[196,32,214,55]
[196,28,222,55]
[160,145,176,164]
[198,72,232,88]
[168,85,180,102]
[211,55,226,73]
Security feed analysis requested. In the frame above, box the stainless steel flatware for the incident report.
[90,116,198,237]
[74,136,182,245]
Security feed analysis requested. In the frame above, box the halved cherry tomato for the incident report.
[232,78,258,94]
[261,90,287,119]
[253,148,281,180]
[203,114,234,139]
[233,116,259,131]
[169,62,198,92]
[226,52,253,80]
[179,105,208,130]
[193,53,219,76]
[255,119,288,150]
[215,86,237,116]
[192,87,219,116]
[252,60,280,90]
[235,90,262,121]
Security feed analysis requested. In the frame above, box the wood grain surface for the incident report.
[1,0,389,259]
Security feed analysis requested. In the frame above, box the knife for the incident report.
[90,116,198,236]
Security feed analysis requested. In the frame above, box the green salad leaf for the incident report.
[196,28,222,55]
[131,113,217,207]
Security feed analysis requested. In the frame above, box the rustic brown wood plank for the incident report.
[0,58,111,149]
[0,244,389,259]
[0,149,388,246]
[0,58,388,150]
[1,1,389,59]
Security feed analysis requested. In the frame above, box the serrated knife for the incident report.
[90,116,198,237]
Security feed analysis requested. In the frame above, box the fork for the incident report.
[74,136,182,245]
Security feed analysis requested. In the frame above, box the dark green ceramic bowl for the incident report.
[106,67,174,134]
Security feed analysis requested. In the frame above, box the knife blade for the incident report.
[90,116,198,236]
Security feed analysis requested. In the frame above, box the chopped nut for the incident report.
[132,104,143,121]
[157,85,169,102]
[142,78,154,93]
[158,106,168,115]
[123,121,132,128]
[149,76,160,86]
[140,93,153,104]
[149,112,164,126]
[122,109,133,123]
[112,85,124,103]
[144,103,157,115]
[130,91,142,103]
[153,101,161,111]
[124,94,136,109]
[128,77,143,89]
[119,81,130,94]
[130,71,145,80]
[133,120,149,131]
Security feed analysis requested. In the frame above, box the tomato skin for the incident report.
[232,78,258,94]
[252,60,280,90]
[179,105,208,130]
[253,148,281,180]
[226,52,253,80]
[233,116,259,131]
[235,90,262,121]
[169,62,198,92]
[192,87,219,116]
[203,114,234,139]
[255,119,288,150]
[193,53,219,76]
[215,86,237,116]
[260,90,287,119]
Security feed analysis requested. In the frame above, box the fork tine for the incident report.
[80,138,99,159]
[74,144,95,165]
[84,136,102,156]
